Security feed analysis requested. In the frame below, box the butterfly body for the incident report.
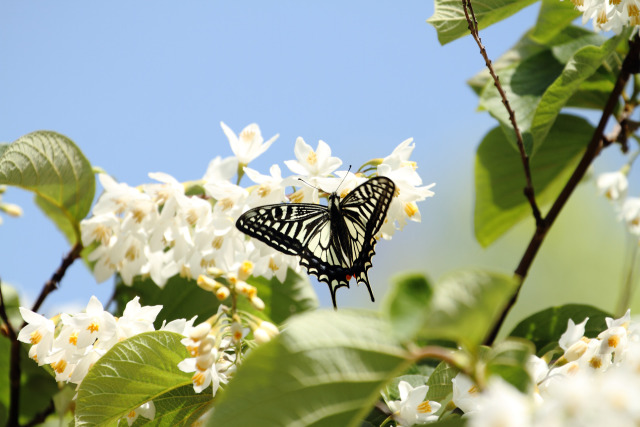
[236,176,395,308]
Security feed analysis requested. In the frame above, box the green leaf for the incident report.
[530,31,627,153]
[115,276,221,329]
[484,339,534,392]
[478,49,565,154]
[426,361,459,403]
[75,331,210,426]
[509,304,611,353]
[384,273,434,342]
[418,270,519,348]
[530,0,581,44]
[475,26,621,155]
[427,0,537,45]
[208,310,411,427]
[0,131,95,243]
[246,268,319,324]
[474,114,594,247]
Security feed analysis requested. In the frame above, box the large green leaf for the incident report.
[0,131,95,243]
[427,0,537,45]
[474,114,593,247]
[75,331,209,426]
[509,304,611,353]
[417,270,518,348]
[476,27,624,155]
[208,310,411,427]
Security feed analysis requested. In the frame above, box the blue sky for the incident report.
[0,3,632,324]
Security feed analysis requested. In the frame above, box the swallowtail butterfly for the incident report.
[235,176,395,308]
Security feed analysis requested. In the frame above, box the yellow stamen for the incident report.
[87,321,100,333]
[417,400,432,414]
[289,189,305,203]
[125,245,139,262]
[131,208,146,223]
[608,335,620,348]
[92,225,112,246]
[268,258,279,271]
[30,330,43,345]
[51,359,68,374]
[467,385,479,394]
[192,371,206,387]
[218,198,234,211]
[589,357,603,369]
[69,331,79,346]
[404,202,418,218]
[240,128,256,142]
[212,236,224,249]
[306,150,317,165]
[257,184,271,198]
[596,8,608,25]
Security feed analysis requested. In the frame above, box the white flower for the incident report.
[559,317,589,351]
[17,307,55,365]
[202,155,238,183]
[376,138,435,237]
[284,138,342,177]
[244,164,292,206]
[596,171,628,202]
[387,380,440,426]
[221,122,278,165]
[63,296,117,348]
[451,373,481,413]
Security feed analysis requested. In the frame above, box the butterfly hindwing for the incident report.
[235,176,396,308]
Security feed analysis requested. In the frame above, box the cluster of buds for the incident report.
[196,261,264,310]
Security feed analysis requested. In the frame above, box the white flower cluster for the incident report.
[567,0,640,33]
[17,296,181,425]
[18,295,275,424]
[596,171,640,237]
[80,122,435,301]
[451,310,640,426]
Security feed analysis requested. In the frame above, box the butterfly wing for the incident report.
[339,176,396,301]
[235,176,396,308]
[236,203,353,308]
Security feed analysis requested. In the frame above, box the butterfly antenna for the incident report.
[335,165,352,192]
[297,177,319,190]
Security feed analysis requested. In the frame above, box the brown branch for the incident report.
[28,242,83,318]
[462,0,542,225]
[484,34,640,345]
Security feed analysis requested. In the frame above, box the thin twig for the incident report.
[28,242,83,319]
[23,400,55,427]
[484,34,640,345]
[461,0,542,225]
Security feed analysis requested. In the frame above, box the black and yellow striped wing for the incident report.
[235,176,395,308]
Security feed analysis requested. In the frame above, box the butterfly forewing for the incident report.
[235,176,396,308]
